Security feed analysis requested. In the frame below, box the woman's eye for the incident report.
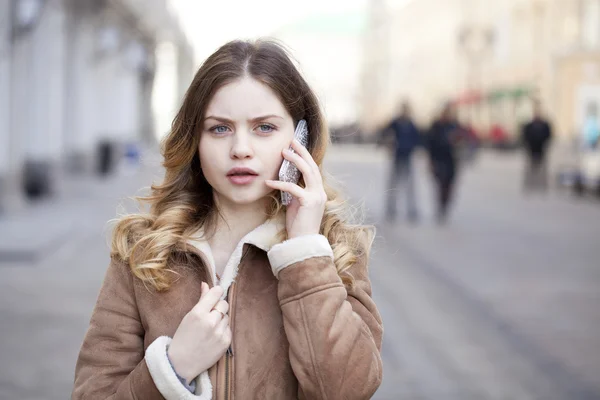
[210,125,229,134]
[258,124,275,133]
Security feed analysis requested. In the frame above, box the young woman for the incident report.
[72,39,383,400]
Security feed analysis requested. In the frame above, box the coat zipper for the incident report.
[223,245,249,400]
[224,354,230,400]
[224,281,236,400]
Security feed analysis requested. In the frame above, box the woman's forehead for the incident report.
[204,77,290,121]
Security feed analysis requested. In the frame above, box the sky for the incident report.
[169,0,369,62]
[154,0,415,133]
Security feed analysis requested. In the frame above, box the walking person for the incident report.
[72,40,383,400]
[378,101,421,222]
[521,101,553,192]
[426,104,463,224]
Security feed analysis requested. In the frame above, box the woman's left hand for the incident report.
[266,139,327,239]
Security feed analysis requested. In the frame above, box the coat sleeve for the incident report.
[72,256,164,399]
[268,234,384,400]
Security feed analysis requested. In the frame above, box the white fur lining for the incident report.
[145,336,212,400]
[186,238,218,285]
[187,215,286,297]
[267,234,334,278]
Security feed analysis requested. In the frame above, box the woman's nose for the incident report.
[230,133,254,159]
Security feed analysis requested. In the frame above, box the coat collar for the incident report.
[186,214,286,294]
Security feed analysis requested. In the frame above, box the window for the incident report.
[582,0,600,48]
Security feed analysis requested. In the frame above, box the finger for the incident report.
[209,308,225,320]
[291,139,320,175]
[218,326,232,351]
[213,299,229,316]
[196,286,224,313]
[222,325,232,344]
[215,314,230,335]
[205,309,223,327]
[282,148,316,188]
[200,282,208,300]
[265,180,306,200]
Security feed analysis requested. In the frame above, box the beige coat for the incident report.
[72,217,383,399]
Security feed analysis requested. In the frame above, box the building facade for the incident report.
[360,0,600,141]
[0,0,194,212]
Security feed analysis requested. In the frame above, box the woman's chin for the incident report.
[219,188,272,207]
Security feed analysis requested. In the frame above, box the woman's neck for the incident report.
[208,197,270,258]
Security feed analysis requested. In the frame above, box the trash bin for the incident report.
[23,160,52,200]
[97,140,115,176]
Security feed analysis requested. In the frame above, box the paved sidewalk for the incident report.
[325,145,600,399]
[0,151,163,264]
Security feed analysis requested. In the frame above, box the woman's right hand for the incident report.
[167,282,231,384]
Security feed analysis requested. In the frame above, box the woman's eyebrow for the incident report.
[204,114,284,123]
[204,115,233,123]
[249,114,284,123]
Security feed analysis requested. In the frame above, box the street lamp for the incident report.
[92,22,123,64]
[97,25,120,54]
[457,24,495,87]
[125,40,149,71]
[10,0,46,41]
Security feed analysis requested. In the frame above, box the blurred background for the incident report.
[1,0,600,399]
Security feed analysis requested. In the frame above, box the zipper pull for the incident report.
[227,344,234,357]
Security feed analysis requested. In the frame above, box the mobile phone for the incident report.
[279,119,309,206]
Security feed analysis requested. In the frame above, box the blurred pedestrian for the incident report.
[521,100,552,192]
[377,101,422,222]
[426,103,463,223]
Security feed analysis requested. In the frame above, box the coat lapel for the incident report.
[186,215,285,294]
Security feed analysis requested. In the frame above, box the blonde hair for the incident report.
[111,39,374,291]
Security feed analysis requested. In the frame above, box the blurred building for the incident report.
[0,0,194,212]
[274,12,365,130]
[360,0,392,133]
[361,0,600,142]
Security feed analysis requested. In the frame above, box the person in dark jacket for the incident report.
[378,101,422,222]
[521,101,552,192]
[426,104,463,223]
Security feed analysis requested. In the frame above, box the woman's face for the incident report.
[199,77,295,207]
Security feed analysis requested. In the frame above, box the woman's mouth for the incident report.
[227,168,258,185]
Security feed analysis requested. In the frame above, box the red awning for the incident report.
[452,90,483,105]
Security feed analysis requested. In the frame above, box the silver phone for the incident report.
[279,119,309,206]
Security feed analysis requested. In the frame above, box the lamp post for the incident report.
[457,23,495,126]
[530,0,546,99]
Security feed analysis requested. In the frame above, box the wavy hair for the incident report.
[111,39,374,291]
